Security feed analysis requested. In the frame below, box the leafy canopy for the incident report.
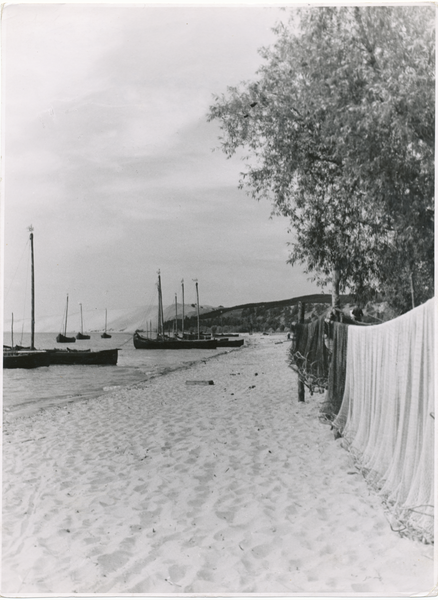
[208,6,434,312]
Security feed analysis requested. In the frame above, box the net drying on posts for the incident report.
[288,315,329,394]
[333,298,435,543]
[319,322,349,420]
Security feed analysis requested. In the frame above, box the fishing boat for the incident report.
[3,347,51,369]
[3,227,51,369]
[133,271,217,350]
[215,337,244,347]
[76,303,90,340]
[101,309,112,339]
[45,347,118,365]
[56,294,76,343]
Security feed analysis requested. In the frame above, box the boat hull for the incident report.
[76,332,91,340]
[3,350,51,369]
[46,348,118,365]
[216,338,244,347]
[56,334,76,343]
[101,333,112,339]
[133,332,217,350]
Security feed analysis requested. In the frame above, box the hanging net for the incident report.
[288,315,330,394]
[333,298,435,544]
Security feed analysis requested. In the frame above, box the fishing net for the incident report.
[333,298,435,544]
[289,315,330,394]
[319,322,349,420]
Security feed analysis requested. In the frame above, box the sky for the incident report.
[2,2,322,329]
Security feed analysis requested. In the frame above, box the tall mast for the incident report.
[29,226,35,350]
[194,279,200,340]
[157,270,162,337]
[80,303,84,334]
[174,293,178,336]
[11,313,14,349]
[65,294,69,336]
[181,279,185,338]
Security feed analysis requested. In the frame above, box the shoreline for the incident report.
[2,335,434,594]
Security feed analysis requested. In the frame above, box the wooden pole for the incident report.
[298,301,305,403]
[29,229,35,350]
[181,279,185,338]
[195,280,200,339]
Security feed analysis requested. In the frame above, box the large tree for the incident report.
[208,6,434,312]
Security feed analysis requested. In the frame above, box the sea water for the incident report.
[2,332,232,419]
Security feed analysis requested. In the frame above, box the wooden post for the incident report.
[298,301,305,403]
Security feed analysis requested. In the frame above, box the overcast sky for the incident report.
[2,3,322,327]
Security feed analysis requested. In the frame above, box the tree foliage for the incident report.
[208,6,434,313]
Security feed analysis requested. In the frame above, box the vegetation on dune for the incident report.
[208,6,434,315]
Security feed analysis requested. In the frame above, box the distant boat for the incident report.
[133,271,217,350]
[3,227,51,369]
[76,303,90,340]
[56,294,76,343]
[45,347,118,365]
[101,309,112,339]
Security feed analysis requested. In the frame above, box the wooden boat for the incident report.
[133,331,217,350]
[76,303,90,340]
[45,348,118,365]
[133,271,218,350]
[56,294,76,343]
[3,347,51,369]
[3,228,52,369]
[215,337,244,347]
[101,309,112,338]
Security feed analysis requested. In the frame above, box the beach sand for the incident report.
[2,335,435,595]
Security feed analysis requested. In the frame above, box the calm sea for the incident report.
[2,332,232,419]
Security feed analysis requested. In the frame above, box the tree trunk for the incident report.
[332,267,341,309]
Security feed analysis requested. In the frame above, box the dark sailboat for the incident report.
[101,309,112,339]
[133,271,217,350]
[56,294,76,343]
[4,227,51,369]
[76,303,91,340]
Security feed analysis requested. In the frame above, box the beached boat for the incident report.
[101,309,112,339]
[56,294,76,343]
[3,229,52,369]
[3,347,51,369]
[45,347,118,365]
[76,303,91,340]
[133,271,217,350]
[215,337,244,347]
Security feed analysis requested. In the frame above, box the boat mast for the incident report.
[104,308,107,333]
[29,226,35,350]
[11,313,14,349]
[157,270,163,337]
[65,294,69,336]
[181,279,185,338]
[174,293,178,337]
[80,303,84,334]
[194,279,200,340]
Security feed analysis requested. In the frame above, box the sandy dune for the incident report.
[2,335,435,594]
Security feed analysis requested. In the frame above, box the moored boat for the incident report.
[76,303,91,340]
[101,309,112,338]
[134,271,218,350]
[133,331,217,350]
[3,227,52,369]
[3,348,51,369]
[46,348,119,365]
[57,294,76,343]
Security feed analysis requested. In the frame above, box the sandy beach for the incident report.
[2,335,435,595]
